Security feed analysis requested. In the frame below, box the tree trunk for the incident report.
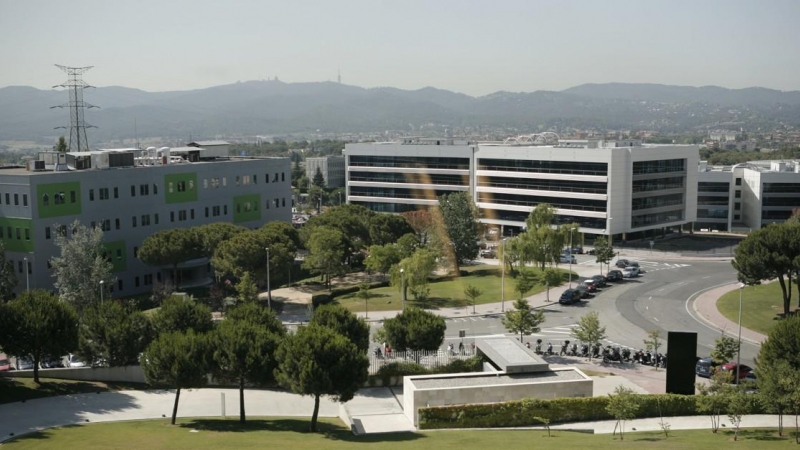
[171,388,181,425]
[33,357,40,384]
[173,264,180,290]
[310,394,320,432]
[778,408,783,436]
[239,376,246,423]
[778,275,790,317]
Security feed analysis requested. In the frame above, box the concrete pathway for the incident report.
[692,282,768,345]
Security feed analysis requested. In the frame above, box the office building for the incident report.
[0,147,291,296]
[345,137,699,241]
[306,155,346,188]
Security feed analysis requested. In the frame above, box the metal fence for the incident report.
[368,348,476,375]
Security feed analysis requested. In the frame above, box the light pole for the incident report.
[99,280,104,304]
[23,257,29,292]
[265,248,271,309]
[400,268,406,311]
[501,238,507,312]
[568,227,575,288]
[736,282,745,382]
[338,191,342,206]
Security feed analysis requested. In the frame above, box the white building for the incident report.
[696,160,800,232]
[345,138,699,241]
[306,155,346,188]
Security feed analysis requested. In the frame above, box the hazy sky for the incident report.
[2,0,800,96]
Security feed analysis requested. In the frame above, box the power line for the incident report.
[50,65,99,152]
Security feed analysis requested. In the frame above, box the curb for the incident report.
[689,282,765,346]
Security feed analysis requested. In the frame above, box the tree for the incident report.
[210,318,282,423]
[0,290,78,383]
[56,135,68,152]
[310,303,370,353]
[78,301,154,367]
[225,301,285,332]
[606,385,639,441]
[643,330,663,370]
[194,223,247,258]
[464,284,483,314]
[235,271,258,304]
[0,242,17,302]
[756,313,800,436]
[356,282,372,319]
[368,214,414,246]
[520,205,569,270]
[141,330,209,425]
[757,358,796,436]
[436,191,479,267]
[381,307,446,351]
[514,268,540,300]
[390,248,438,302]
[301,204,374,251]
[312,166,326,188]
[571,311,607,359]
[151,295,213,335]
[302,226,346,289]
[727,386,750,441]
[710,333,739,365]
[138,228,201,290]
[543,268,562,293]
[695,370,734,433]
[51,220,115,314]
[593,236,615,275]
[401,210,434,244]
[308,185,326,214]
[396,233,419,259]
[274,324,368,432]
[365,244,401,280]
[501,298,545,343]
[212,227,297,288]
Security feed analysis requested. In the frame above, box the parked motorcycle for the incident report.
[535,339,543,355]
[569,343,578,357]
[591,343,601,359]
[621,348,632,362]
[560,340,570,356]
[602,346,623,363]
[580,344,589,358]
[546,342,554,356]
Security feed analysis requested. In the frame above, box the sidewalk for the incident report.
[692,283,768,345]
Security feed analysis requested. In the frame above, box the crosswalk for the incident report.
[579,258,691,273]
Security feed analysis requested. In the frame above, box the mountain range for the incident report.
[2,81,800,143]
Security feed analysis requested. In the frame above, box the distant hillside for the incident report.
[2,80,800,143]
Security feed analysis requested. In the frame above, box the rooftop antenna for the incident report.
[134,117,140,149]
[338,69,341,84]
[51,65,98,152]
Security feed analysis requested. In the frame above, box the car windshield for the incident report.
[0,359,8,365]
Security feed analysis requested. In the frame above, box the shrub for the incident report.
[369,356,483,386]
[311,293,333,308]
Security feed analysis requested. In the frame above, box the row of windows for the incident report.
[134,273,159,287]
[697,196,730,206]
[478,208,608,229]
[632,159,685,175]
[477,176,607,195]
[204,172,286,189]
[1,193,29,207]
[6,259,31,275]
[632,177,685,193]
[697,208,729,219]
[763,183,800,193]
[631,210,684,228]
[763,210,795,220]
[698,182,730,193]
[477,193,607,212]
[349,155,470,170]
[349,171,468,186]
[478,159,609,177]
[351,201,421,214]
[762,197,800,207]
[349,187,457,200]
[0,226,30,241]
[631,193,685,211]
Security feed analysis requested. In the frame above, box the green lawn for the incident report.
[335,264,576,313]
[3,418,797,449]
[0,377,146,405]
[717,282,794,335]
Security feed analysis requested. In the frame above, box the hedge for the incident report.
[311,280,391,308]
[418,393,765,430]
[368,356,484,386]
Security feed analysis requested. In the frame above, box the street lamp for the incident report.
[501,237,507,312]
[23,257,29,292]
[737,282,745,382]
[265,248,271,309]
[99,280,104,304]
[400,268,406,311]
[568,227,575,289]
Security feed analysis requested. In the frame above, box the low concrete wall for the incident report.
[1,365,146,384]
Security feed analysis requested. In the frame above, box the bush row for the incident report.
[368,356,484,386]
[311,280,391,308]
[418,393,765,430]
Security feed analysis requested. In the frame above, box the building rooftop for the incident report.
[410,369,585,389]
[188,140,230,147]
[474,337,549,373]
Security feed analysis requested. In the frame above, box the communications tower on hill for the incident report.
[51,64,98,152]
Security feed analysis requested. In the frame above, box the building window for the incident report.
[71,190,77,202]
[91,221,96,229]
[135,276,140,287]
[102,219,111,232]
[153,184,158,195]
[222,177,227,187]
[265,200,269,209]
[177,181,186,192]
[735,202,741,211]
[213,206,220,217]
[224,205,228,215]
[100,188,109,200]
[282,198,286,207]
[27,261,31,275]
[211,178,219,188]
[253,174,257,184]
[117,279,123,291]
[116,249,122,260]
[736,178,742,186]
[15,228,21,240]
[45,227,51,239]
[133,246,139,258]
[140,184,149,196]
[114,187,119,199]
[24,228,30,240]
[144,274,153,285]
[4,193,8,204]
[205,207,209,218]
[157,272,162,282]
[735,191,741,198]
[734,214,741,221]
[265,174,269,184]
[142,214,150,226]
[273,173,279,182]
[23,194,27,206]
[54,192,66,205]
[13,193,18,206]
[154,214,159,225]
[281,172,285,182]
[178,210,187,221]
[170,211,175,222]
[235,176,241,186]
[42,194,49,206]
[131,185,136,197]
[132,216,137,228]
[18,261,23,273]
[203,179,208,189]
[115,218,120,230]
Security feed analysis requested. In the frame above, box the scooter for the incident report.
[569,343,578,356]
[621,348,632,362]
[580,344,589,358]
[591,343,601,359]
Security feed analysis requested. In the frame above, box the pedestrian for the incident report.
[448,343,454,355]
[470,342,476,353]
[386,345,392,359]
[459,341,464,355]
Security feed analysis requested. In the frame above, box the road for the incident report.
[434,255,753,365]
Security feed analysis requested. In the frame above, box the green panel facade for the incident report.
[0,218,34,252]
[36,181,81,218]
[233,194,261,223]
[164,173,198,204]
[103,240,127,273]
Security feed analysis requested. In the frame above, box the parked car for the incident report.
[591,275,608,287]
[0,354,10,372]
[615,259,630,268]
[719,363,753,382]
[68,354,87,368]
[606,270,624,282]
[695,357,721,378]
[559,254,577,264]
[622,266,640,278]
[479,249,496,258]
[15,357,34,371]
[574,285,595,299]
[41,356,65,369]
[581,279,598,292]
[585,248,596,255]
[558,289,582,305]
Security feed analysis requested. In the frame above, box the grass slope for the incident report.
[717,282,795,335]
[3,417,797,449]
